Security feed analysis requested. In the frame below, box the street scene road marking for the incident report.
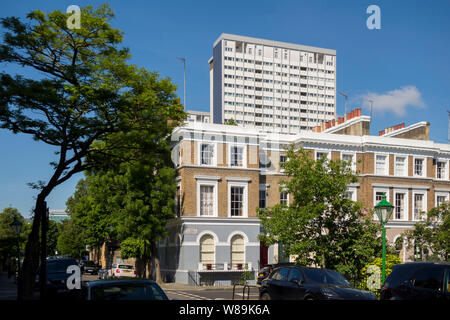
[170,291,212,300]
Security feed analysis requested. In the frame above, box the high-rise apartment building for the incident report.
[210,33,336,134]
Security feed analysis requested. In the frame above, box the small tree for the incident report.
[402,202,450,261]
[224,118,238,126]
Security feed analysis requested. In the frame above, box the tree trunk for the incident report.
[18,196,45,300]
[39,201,48,300]
[151,242,162,284]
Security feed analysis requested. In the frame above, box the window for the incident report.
[437,161,447,179]
[230,145,245,167]
[176,184,181,217]
[230,186,244,216]
[259,187,267,209]
[344,188,357,201]
[395,192,406,220]
[342,153,355,171]
[280,155,287,172]
[200,234,215,266]
[200,143,214,165]
[375,155,388,175]
[414,158,425,177]
[375,191,388,204]
[413,193,425,220]
[280,191,289,205]
[287,267,304,282]
[271,267,290,281]
[316,151,329,161]
[436,195,447,207]
[230,235,245,270]
[395,156,407,176]
[200,186,214,216]
[412,267,444,291]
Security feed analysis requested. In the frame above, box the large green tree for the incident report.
[259,147,381,282]
[0,5,183,299]
[56,219,86,259]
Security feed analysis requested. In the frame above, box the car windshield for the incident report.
[47,260,78,274]
[84,261,96,267]
[302,269,352,287]
[118,265,133,270]
[91,283,167,300]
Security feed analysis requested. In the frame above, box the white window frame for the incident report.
[228,181,248,218]
[341,152,356,172]
[279,185,290,206]
[199,233,216,267]
[315,150,331,161]
[279,154,288,173]
[375,153,389,176]
[198,142,217,166]
[413,157,426,178]
[393,189,409,221]
[196,179,219,217]
[228,144,247,168]
[412,190,427,221]
[394,155,408,177]
[436,159,448,180]
[230,234,245,270]
[435,191,449,207]
[345,186,357,202]
[373,187,390,221]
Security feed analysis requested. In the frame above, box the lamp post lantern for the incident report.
[374,193,394,284]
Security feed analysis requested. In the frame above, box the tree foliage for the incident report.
[402,202,450,261]
[259,146,382,282]
[0,207,29,268]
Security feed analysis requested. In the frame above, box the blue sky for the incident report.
[1,0,449,218]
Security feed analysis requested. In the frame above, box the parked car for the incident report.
[80,260,100,275]
[35,258,79,297]
[380,262,450,300]
[257,263,294,285]
[83,280,169,300]
[259,265,377,300]
[109,264,137,278]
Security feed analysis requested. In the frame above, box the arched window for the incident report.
[230,235,245,270]
[200,234,215,268]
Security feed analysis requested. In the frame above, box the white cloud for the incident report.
[360,86,426,116]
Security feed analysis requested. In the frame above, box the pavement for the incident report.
[160,282,236,291]
[0,272,18,300]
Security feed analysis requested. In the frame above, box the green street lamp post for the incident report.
[374,193,394,284]
[10,216,23,281]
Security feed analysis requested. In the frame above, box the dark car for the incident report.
[35,258,79,296]
[257,263,294,285]
[380,262,450,300]
[80,260,100,275]
[259,265,377,300]
[84,280,169,300]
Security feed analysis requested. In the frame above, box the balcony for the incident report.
[198,262,253,272]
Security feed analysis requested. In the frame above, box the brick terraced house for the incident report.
[159,110,450,285]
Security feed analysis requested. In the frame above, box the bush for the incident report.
[355,254,401,298]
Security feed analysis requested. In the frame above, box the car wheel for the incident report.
[260,292,271,300]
